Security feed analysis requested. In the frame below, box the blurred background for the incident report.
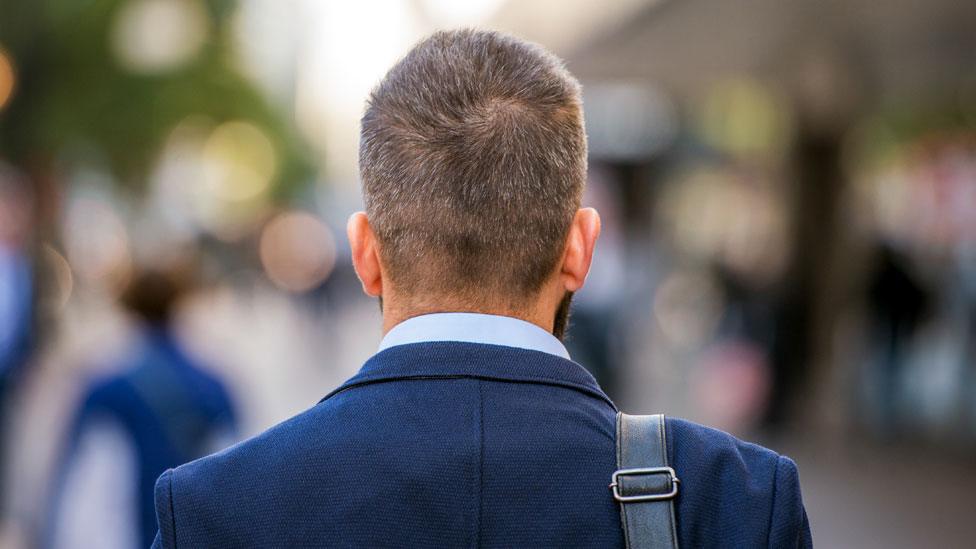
[1,0,975,547]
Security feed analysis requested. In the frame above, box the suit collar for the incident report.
[321,341,615,409]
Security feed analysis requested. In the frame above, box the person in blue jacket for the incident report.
[151,29,812,548]
[50,267,236,549]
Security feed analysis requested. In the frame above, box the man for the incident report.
[152,29,812,548]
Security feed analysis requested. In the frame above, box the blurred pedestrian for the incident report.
[47,266,237,549]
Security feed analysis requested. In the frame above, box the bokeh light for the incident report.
[692,341,771,433]
[660,167,788,284]
[190,120,278,240]
[653,269,724,349]
[0,47,15,111]
[259,211,336,293]
[697,78,792,160]
[202,120,277,203]
[62,194,133,291]
[111,0,209,74]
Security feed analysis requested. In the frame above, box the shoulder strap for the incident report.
[612,413,680,549]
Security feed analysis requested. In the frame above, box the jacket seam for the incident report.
[320,374,616,410]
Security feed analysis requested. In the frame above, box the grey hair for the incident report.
[359,29,587,303]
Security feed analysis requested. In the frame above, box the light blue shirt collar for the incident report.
[378,312,571,360]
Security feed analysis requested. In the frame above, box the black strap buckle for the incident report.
[610,467,680,502]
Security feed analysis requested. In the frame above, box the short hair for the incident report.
[359,29,587,304]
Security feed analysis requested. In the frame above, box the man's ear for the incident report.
[347,212,383,297]
[560,207,601,292]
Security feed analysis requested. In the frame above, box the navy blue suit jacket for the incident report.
[152,342,812,547]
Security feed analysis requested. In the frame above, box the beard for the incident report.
[552,291,574,341]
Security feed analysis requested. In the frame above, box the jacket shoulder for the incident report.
[665,418,811,548]
[152,468,175,549]
[666,416,782,470]
[152,400,343,544]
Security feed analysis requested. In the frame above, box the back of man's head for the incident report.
[359,29,587,308]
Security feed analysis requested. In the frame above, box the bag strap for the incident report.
[612,413,680,549]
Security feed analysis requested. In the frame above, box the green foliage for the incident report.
[0,0,316,200]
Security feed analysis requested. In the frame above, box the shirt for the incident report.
[378,312,571,360]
